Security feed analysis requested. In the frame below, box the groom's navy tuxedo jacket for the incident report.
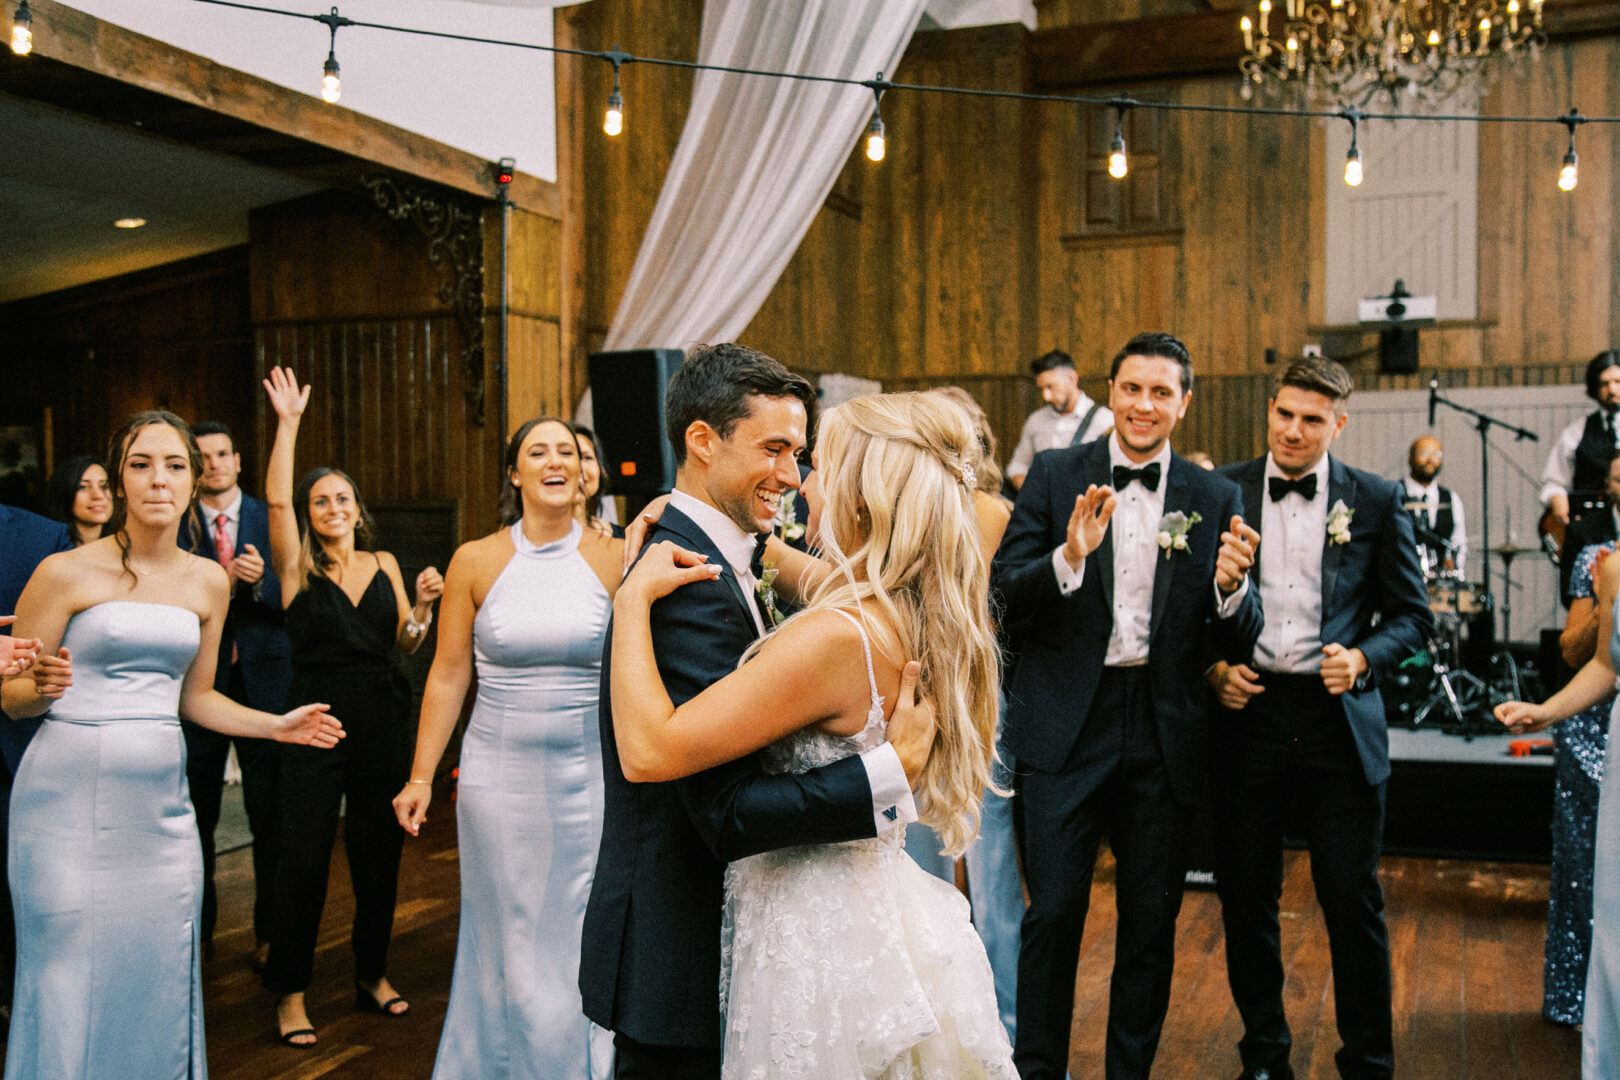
[991,441,1263,803]
[580,504,880,1050]
[1217,455,1432,785]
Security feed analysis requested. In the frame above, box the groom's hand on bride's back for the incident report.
[888,660,936,788]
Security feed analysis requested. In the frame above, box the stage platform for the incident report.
[1385,726,1554,862]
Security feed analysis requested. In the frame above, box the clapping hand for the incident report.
[1063,485,1117,571]
[230,543,266,586]
[31,647,72,699]
[263,366,310,421]
[1495,700,1554,735]
[0,616,41,679]
[619,540,719,604]
[271,703,344,748]
[1215,515,1261,594]
[415,566,445,606]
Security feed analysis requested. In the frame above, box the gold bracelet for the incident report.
[406,779,433,785]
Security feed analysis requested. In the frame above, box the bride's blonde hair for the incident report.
[790,391,1001,856]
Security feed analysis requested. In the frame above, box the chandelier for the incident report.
[1237,0,1545,107]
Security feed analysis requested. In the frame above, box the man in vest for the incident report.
[1402,435,1466,575]
[1541,350,1620,530]
[1006,349,1115,491]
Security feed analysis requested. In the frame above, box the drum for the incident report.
[1428,576,1485,615]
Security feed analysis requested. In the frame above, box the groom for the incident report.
[580,343,934,1080]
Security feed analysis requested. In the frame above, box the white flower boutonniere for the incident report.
[1327,499,1354,546]
[1156,510,1202,558]
[755,564,785,628]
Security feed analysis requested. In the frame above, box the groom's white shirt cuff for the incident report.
[1053,547,1084,593]
[860,745,916,834]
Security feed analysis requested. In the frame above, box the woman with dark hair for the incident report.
[394,416,621,1078]
[573,424,623,539]
[1,411,342,1078]
[46,453,110,546]
[261,367,444,1048]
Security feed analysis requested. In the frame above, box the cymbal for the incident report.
[1490,542,1538,556]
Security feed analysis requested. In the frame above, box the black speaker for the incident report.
[1379,326,1420,374]
[588,348,685,496]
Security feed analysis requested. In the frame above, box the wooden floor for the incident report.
[4,811,1582,1079]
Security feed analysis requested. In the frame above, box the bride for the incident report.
[611,391,1015,1079]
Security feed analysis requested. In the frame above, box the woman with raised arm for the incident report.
[260,367,444,1048]
[612,391,1015,1079]
[393,417,620,1079]
[1498,550,1620,1078]
[1,411,341,1079]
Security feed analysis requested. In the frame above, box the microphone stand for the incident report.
[1427,378,1538,632]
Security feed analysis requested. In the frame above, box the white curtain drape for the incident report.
[602,0,925,351]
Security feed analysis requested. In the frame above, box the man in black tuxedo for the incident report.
[991,332,1263,1080]
[1560,453,1620,606]
[579,343,933,1080]
[180,422,292,964]
[1209,357,1431,1080]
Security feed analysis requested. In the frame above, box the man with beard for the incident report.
[1543,350,1620,532]
[1006,349,1115,491]
[1402,435,1467,575]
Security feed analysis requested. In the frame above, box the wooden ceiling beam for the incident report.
[1032,0,1620,89]
[7,0,557,215]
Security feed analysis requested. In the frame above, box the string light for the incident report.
[315,7,351,105]
[1107,103,1129,179]
[603,47,626,136]
[1342,107,1363,187]
[1558,109,1584,192]
[10,0,32,56]
[865,78,887,162]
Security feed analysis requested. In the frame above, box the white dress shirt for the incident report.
[1253,454,1332,674]
[199,491,243,554]
[667,490,916,834]
[1401,476,1467,574]
[1050,439,1247,662]
[1541,412,1618,506]
[1007,392,1113,481]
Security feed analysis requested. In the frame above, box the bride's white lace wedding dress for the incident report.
[718,610,1016,1080]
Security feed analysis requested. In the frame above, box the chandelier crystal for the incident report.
[1238,0,1545,107]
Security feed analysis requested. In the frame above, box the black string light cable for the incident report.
[60,0,1620,194]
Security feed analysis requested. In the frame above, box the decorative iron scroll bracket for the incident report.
[360,175,488,425]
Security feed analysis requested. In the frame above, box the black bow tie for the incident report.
[1269,474,1318,502]
[1112,462,1161,492]
[749,533,770,579]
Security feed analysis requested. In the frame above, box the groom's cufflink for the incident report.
[882,806,898,821]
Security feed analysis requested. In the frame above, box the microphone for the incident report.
[1428,377,1439,427]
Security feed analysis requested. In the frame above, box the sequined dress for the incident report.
[1581,597,1620,1077]
[718,609,1014,1080]
[1546,542,1614,1024]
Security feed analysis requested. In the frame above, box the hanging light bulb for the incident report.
[1559,147,1579,191]
[604,64,624,136]
[865,109,886,162]
[1107,109,1128,179]
[1343,110,1363,187]
[11,0,32,56]
[321,52,341,103]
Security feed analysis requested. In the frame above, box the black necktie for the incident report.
[1268,474,1318,502]
[1112,462,1161,492]
[749,533,770,579]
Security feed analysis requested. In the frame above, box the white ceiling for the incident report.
[0,91,320,304]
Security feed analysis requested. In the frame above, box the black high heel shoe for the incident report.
[354,981,409,1017]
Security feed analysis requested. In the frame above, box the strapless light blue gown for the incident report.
[6,602,206,1080]
[431,521,613,1080]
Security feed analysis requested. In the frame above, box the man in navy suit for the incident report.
[1209,357,1431,1080]
[0,501,72,1010]
[991,332,1263,1080]
[181,421,292,963]
[579,343,933,1080]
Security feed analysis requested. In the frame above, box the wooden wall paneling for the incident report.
[554,8,591,415]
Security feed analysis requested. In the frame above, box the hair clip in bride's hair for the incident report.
[959,458,977,492]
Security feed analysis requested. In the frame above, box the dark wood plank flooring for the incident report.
[2,810,1582,1079]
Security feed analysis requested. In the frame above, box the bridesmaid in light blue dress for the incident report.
[1498,544,1620,1079]
[395,417,622,1079]
[0,411,342,1080]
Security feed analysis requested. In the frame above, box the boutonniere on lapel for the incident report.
[755,563,785,628]
[1326,499,1354,546]
[1156,511,1202,558]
